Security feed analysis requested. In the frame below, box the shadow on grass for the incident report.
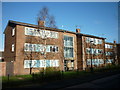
[2,65,120,88]
[2,74,33,88]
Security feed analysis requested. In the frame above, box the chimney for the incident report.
[76,28,80,33]
[114,40,116,44]
[38,20,45,27]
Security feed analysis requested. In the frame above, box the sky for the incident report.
[1,2,119,51]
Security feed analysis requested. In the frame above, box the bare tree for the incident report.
[37,6,57,28]
[48,15,57,28]
[23,6,63,75]
[31,6,59,74]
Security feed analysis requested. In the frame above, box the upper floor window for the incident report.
[12,27,15,36]
[85,37,102,45]
[64,35,74,58]
[12,44,14,52]
[64,35,73,47]
[105,52,113,56]
[24,43,58,53]
[105,44,113,49]
[86,48,103,55]
[24,27,58,39]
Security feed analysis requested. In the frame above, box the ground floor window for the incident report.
[24,60,59,68]
[86,59,104,66]
[106,59,113,63]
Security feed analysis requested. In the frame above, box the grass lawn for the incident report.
[2,64,120,88]
[2,74,33,88]
[2,74,32,83]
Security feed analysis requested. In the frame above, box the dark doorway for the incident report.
[64,60,74,71]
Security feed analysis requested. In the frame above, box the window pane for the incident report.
[12,44,14,52]
[46,60,50,67]
[64,35,74,58]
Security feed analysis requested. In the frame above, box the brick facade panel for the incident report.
[0,62,6,76]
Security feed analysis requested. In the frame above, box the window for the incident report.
[110,45,113,49]
[87,59,104,65]
[46,60,50,67]
[46,45,50,52]
[105,44,108,48]
[24,60,59,68]
[40,60,46,67]
[87,59,91,65]
[99,59,104,64]
[105,44,113,49]
[56,47,58,52]
[86,37,90,43]
[106,59,113,63]
[29,44,32,51]
[50,46,53,52]
[93,49,97,55]
[12,28,15,36]
[33,44,36,51]
[105,52,113,56]
[24,60,31,68]
[24,43,58,53]
[55,60,59,67]
[24,43,29,51]
[64,35,74,58]
[36,60,40,67]
[25,27,58,39]
[90,38,94,42]
[12,44,14,52]
[53,46,56,52]
[31,60,37,68]
[98,39,102,44]
[94,39,97,45]
[86,48,103,55]
[86,37,102,45]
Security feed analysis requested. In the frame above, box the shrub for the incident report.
[32,67,62,82]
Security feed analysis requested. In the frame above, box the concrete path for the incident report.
[63,74,120,89]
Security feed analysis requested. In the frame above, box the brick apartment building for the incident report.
[4,20,77,75]
[105,42,117,65]
[116,44,120,64]
[0,51,4,62]
[76,32,106,70]
[3,20,120,76]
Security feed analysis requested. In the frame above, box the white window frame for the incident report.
[12,44,14,52]
[24,27,58,39]
[12,27,15,36]
[64,35,74,58]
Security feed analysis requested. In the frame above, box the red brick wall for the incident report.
[0,62,6,76]
[117,44,120,65]
[4,24,15,62]
[77,35,105,70]
[77,35,83,70]
[105,43,116,65]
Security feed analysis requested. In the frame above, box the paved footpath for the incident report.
[63,74,120,89]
